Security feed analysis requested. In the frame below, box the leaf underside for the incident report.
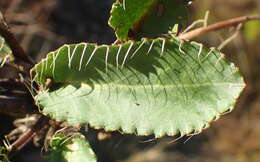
[33,37,245,138]
[47,134,96,162]
[108,0,188,40]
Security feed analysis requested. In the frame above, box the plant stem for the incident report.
[0,11,34,66]
[178,15,260,40]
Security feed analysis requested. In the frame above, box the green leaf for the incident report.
[0,36,13,67]
[47,133,97,162]
[0,36,11,55]
[0,146,10,162]
[32,37,245,137]
[108,0,189,40]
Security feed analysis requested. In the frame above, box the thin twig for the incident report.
[179,15,260,40]
[218,23,242,50]
[0,11,35,65]
[181,11,210,35]
[7,115,49,152]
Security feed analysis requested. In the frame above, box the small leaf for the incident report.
[47,133,97,162]
[32,37,245,137]
[135,0,188,39]
[108,0,189,40]
[0,146,10,162]
[0,36,13,67]
[0,36,11,55]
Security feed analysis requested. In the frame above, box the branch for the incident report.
[0,95,36,117]
[178,15,260,40]
[0,78,35,116]
[0,11,34,65]
[0,78,28,93]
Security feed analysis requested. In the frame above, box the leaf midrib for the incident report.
[64,82,244,88]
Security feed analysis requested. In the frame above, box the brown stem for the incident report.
[0,11,34,66]
[8,115,49,152]
[178,15,260,40]
[0,78,36,117]
[0,95,36,117]
[0,78,28,92]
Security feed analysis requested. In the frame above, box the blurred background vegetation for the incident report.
[0,0,259,162]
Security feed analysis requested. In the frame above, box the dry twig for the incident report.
[179,15,260,40]
[0,11,34,66]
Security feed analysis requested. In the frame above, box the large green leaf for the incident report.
[108,0,189,40]
[32,37,245,137]
[47,133,97,162]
